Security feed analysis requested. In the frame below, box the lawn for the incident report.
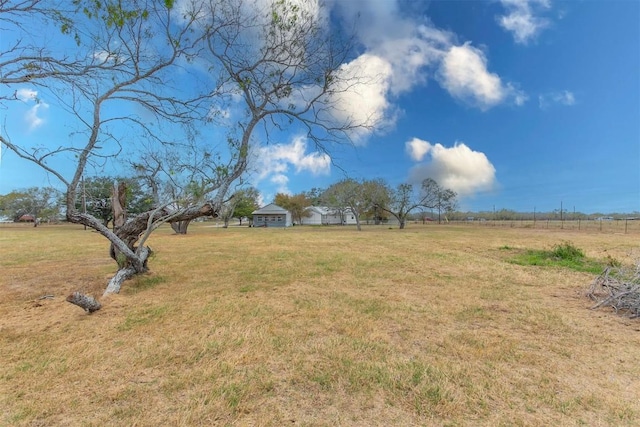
[1,223,639,426]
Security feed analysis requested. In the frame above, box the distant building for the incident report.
[301,206,358,225]
[251,204,292,227]
[18,214,36,222]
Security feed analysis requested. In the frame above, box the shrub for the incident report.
[550,241,584,261]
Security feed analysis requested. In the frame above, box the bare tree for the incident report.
[422,178,457,224]
[381,183,417,230]
[1,0,371,296]
[380,179,457,229]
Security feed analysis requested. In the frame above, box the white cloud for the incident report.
[333,1,524,114]
[25,103,49,131]
[253,135,331,193]
[178,0,526,150]
[437,43,525,110]
[407,139,496,197]
[270,174,290,194]
[538,90,575,109]
[16,88,48,131]
[328,54,395,143]
[406,138,432,162]
[497,0,551,44]
[16,88,38,102]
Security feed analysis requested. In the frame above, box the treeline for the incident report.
[2,179,636,228]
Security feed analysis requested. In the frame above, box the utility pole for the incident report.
[560,201,563,221]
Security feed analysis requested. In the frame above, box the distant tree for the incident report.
[232,188,260,226]
[361,178,390,225]
[323,178,388,231]
[495,208,517,221]
[380,179,456,229]
[214,188,259,228]
[304,187,326,206]
[77,177,153,227]
[422,178,457,223]
[0,187,61,225]
[381,183,418,230]
[323,179,361,229]
[274,193,312,224]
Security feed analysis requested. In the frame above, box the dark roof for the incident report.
[252,203,289,215]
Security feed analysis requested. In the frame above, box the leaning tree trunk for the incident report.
[171,219,191,234]
[399,219,406,229]
[110,182,128,267]
[104,245,152,295]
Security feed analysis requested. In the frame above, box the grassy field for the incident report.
[1,223,639,426]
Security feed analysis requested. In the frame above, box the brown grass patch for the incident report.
[1,223,639,426]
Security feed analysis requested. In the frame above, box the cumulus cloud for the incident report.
[270,174,290,194]
[437,43,526,110]
[16,88,38,102]
[253,135,331,193]
[406,139,496,197]
[406,137,432,162]
[497,0,551,44]
[328,54,396,143]
[25,103,49,131]
[16,88,48,131]
[538,90,575,109]
[336,1,525,114]
[178,0,525,148]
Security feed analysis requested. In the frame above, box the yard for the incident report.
[1,223,638,426]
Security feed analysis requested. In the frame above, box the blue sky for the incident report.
[1,0,639,214]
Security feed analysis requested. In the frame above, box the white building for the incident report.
[252,204,292,227]
[301,206,358,225]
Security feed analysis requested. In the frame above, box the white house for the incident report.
[252,203,292,227]
[301,206,358,225]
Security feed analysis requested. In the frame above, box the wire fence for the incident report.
[435,219,640,234]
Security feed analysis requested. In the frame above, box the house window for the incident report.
[270,216,275,221]
[277,216,282,221]
[257,216,263,221]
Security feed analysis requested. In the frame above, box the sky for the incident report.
[1,0,639,214]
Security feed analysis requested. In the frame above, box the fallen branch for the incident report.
[587,266,640,318]
[66,292,102,313]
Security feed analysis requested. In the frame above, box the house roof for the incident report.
[305,206,353,215]
[306,206,331,215]
[18,214,36,221]
[252,203,289,215]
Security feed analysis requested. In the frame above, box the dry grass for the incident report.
[1,222,639,426]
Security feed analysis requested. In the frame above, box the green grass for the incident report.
[508,241,606,273]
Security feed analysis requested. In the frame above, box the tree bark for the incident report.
[104,266,138,295]
[171,219,191,234]
[104,245,152,295]
[111,182,128,266]
[66,292,102,313]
